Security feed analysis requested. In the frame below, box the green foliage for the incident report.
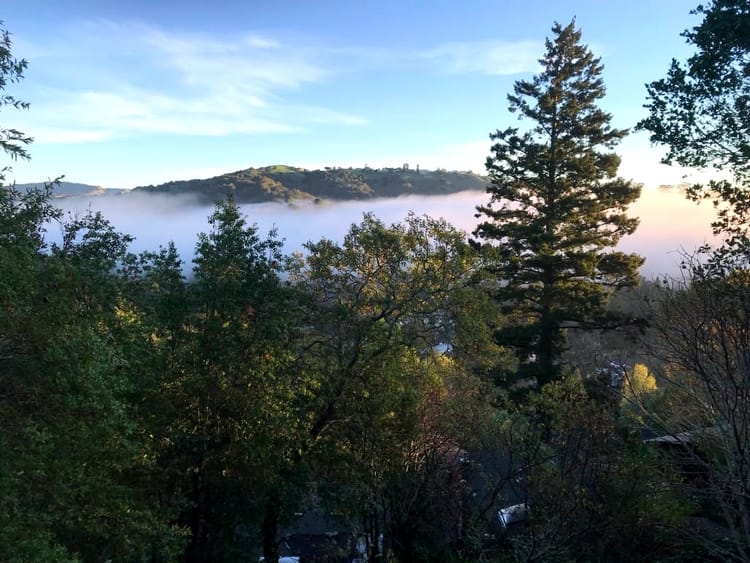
[646,271,750,559]
[128,197,304,562]
[0,188,184,561]
[639,6,750,557]
[639,1,750,265]
[290,213,494,561]
[492,376,690,562]
[640,0,749,175]
[473,21,643,388]
[0,24,184,559]
[0,20,32,170]
[0,15,725,562]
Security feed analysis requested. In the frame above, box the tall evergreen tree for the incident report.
[473,21,643,388]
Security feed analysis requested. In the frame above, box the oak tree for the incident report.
[639,0,750,266]
[639,6,750,556]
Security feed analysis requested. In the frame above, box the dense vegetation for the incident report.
[2,4,750,562]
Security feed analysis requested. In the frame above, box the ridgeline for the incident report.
[131,165,487,203]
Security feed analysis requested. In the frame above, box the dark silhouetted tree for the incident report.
[638,7,750,555]
[639,0,750,267]
[0,20,32,169]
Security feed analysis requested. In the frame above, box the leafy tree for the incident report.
[138,198,302,563]
[289,213,490,561]
[506,376,689,562]
[643,271,750,560]
[459,373,686,563]
[0,194,184,561]
[638,1,750,264]
[638,5,750,558]
[0,20,32,171]
[0,23,182,560]
[382,356,499,563]
[623,363,657,401]
[618,363,659,426]
[473,21,643,388]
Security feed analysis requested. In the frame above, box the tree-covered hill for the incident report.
[131,165,488,203]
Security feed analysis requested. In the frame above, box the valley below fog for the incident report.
[52,186,718,279]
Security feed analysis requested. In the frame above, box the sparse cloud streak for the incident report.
[422,40,541,75]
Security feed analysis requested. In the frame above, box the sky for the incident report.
[3,0,707,190]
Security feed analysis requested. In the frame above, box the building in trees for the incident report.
[648,270,750,560]
[473,21,643,388]
[638,3,750,558]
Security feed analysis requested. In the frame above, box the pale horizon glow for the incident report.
[49,186,717,279]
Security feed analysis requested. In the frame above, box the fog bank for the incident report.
[51,188,717,279]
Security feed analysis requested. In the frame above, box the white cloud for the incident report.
[23,20,364,144]
[30,87,301,142]
[243,35,281,49]
[140,26,327,91]
[422,40,541,75]
[29,86,367,142]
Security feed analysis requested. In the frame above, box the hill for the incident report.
[131,165,488,203]
[13,181,127,198]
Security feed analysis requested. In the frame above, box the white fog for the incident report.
[51,187,718,279]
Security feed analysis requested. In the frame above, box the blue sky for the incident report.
[4,1,701,189]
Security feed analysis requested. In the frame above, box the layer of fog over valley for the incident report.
[51,186,717,280]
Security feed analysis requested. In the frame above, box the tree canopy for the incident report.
[2,13,747,563]
[473,21,643,387]
[639,4,750,557]
[639,0,750,264]
[0,20,32,169]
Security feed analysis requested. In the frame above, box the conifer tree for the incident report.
[473,21,643,388]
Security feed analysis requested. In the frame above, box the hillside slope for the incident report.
[132,165,488,203]
[14,181,127,198]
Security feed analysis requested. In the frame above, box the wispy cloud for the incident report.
[17,21,541,146]
[422,40,540,75]
[31,87,302,143]
[21,20,364,144]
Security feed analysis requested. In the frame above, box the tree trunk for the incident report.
[262,495,280,563]
[185,468,207,563]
